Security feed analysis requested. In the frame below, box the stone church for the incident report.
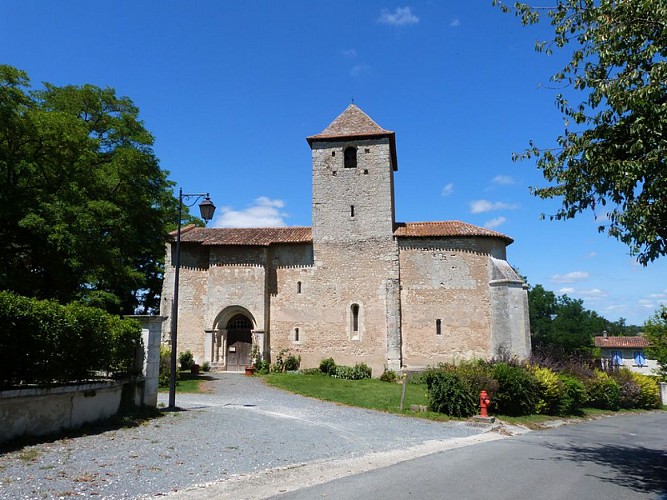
[161,105,530,374]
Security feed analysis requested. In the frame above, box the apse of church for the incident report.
[161,105,530,374]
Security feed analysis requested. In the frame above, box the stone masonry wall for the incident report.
[398,237,508,367]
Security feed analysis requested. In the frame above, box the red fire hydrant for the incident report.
[479,390,491,418]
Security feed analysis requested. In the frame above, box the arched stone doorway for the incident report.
[226,314,253,371]
[209,306,258,371]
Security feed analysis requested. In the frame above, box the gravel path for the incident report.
[0,374,491,499]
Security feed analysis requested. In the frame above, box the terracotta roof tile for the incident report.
[177,226,312,246]
[171,221,513,247]
[594,336,651,348]
[394,221,513,244]
[307,104,393,142]
[307,104,398,171]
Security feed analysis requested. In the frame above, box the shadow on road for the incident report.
[545,442,667,494]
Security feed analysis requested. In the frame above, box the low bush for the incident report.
[333,363,372,380]
[492,363,539,416]
[559,374,587,414]
[380,369,397,383]
[585,370,621,410]
[630,372,661,409]
[201,361,211,372]
[456,360,498,401]
[272,349,301,372]
[179,350,194,371]
[319,357,337,376]
[424,370,477,417]
[532,366,568,416]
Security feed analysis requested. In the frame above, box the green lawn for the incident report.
[263,372,453,421]
[157,372,213,393]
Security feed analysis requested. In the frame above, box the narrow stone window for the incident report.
[436,319,442,335]
[331,151,336,156]
[297,281,302,294]
[350,205,355,218]
[352,304,359,332]
[363,169,369,174]
[332,171,337,176]
[294,327,300,342]
[344,147,357,168]
[364,148,370,153]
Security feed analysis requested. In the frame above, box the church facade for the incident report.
[160,105,530,374]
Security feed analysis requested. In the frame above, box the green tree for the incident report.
[494,1,667,265]
[528,283,609,355]
[0,65,180,313]
[528,284,557,344]
[644,305,667,380]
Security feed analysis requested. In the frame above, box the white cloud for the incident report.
[558,287,576,295]
[341,48,357,58]
[551,271,590,283]
[469,199,518,214]
[585,251,597,259]
[579,288,607,299]
[213,197,288,228]
[377,7,419,26]
[491,175,515,185]
[350,63,371,77]
[449,18,461,27]
[441,183,454,197]
[484,216,506,229]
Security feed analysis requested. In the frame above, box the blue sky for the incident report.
[2,1,665,326]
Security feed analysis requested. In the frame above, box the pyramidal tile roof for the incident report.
[307,104,393,142]
[307,104,398,170]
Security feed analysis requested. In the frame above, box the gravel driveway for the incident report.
[0,374,494,499]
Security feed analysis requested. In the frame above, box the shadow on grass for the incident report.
[544,441,667,494]
[0,406,165,454]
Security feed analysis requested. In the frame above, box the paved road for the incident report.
[272,411,667,500]
[0,374,490,499]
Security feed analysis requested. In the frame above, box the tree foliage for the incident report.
[528,283,607,353]
[526,282,641,355]
[644,305,667,379]
[0,65,179,313]
[495,0,667,264]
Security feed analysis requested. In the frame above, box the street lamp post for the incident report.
[169,188,216,409]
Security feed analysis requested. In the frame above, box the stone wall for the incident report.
[398,238,498,367]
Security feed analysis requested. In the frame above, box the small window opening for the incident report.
[332,171,337,176]
[351,304,359,332]
[297,281,302,294]
[364,148,370,153]
[350,205,355,218]
[294,327,300,342]
[331,151,336,156]
[363,169,368,174]
[436,319,442,336]
[344,147,357,168]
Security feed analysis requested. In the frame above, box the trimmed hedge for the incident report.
[0,291,142,388]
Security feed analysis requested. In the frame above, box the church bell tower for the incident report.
[307,104,398,245]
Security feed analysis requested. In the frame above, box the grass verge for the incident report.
[264,372,454,421]
[262,372,666,427]
[158,372,215,393]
